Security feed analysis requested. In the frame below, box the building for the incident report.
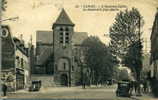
[33,9,88,87]
[1,25,31,91]
[1,25,16,91]
[13,37,30,89]
[150,8,158,79]
[35,31,54,74]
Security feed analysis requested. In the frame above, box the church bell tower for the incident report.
[52,9,75,86]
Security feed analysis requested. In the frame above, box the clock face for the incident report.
[2,28,9,38]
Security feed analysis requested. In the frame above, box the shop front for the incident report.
[16,68,25,90]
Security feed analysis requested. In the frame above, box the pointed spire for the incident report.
[54,9,74,26]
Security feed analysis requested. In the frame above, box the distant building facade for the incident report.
[13,37,30,89]
[150,9,158,79]
[34,9,88,86]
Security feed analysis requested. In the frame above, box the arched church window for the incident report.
[65,37,69,43]
[60,32,63,43]
[60,27,64,31]
[63,62,66,70]
[66,33,69,35]
[72,66,74,71]
[59,27,70,45]
[60,32,63,35]
[65,33,69,43]
[65,27,69,31]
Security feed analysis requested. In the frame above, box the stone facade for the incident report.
[14,38,30,89]
[1,25,16,91]
[150,9,158,79]
[1,25,31,91]
[35,31,54,74]
[52,9,75,86]
[34,9,88,87]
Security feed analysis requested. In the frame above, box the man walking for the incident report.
[2,83,7,96]
[129,81,135,95]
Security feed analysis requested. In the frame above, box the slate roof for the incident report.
[36,31,53,44]
[13,37,28,56]
[36,31,54,65]
[36,46,53,65]
[54,9,74,26]
[36,9,88,65]
[72,32,88,45]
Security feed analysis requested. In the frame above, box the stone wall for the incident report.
[31,75,56,87]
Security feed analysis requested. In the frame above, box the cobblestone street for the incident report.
[0,85,138,100]
[1,85,157,100]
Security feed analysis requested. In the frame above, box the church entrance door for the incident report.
[60,74,68,86]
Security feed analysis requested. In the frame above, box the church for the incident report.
[32,9,88,87]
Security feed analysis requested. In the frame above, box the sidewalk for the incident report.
[131,94,158,100]
[9,84,117,93]
[5,85,117,99]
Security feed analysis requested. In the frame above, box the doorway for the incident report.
[60,74,68,86]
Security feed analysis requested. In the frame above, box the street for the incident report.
[3,85,137,100]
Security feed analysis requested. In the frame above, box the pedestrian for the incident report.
[143,80,147,93]
[2,83,7,96]
[82,82,86,89]
[140,82,144,94]
[134,81,138,94]
[129,81,134,95]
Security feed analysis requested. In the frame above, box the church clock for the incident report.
[1,27,9,38]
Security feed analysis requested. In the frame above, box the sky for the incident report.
[2,0,158,52]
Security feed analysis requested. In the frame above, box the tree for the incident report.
[109,8,144,80]
[109,8,143,58]
[123,40,143,80]
[82,36,117,85]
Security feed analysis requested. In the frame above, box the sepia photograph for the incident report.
[0,0,158,100]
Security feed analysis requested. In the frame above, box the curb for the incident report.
[130,96,158,100]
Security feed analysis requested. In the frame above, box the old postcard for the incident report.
[0,0,158,100]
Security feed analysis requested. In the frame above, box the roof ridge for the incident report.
[54,9,74,25]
